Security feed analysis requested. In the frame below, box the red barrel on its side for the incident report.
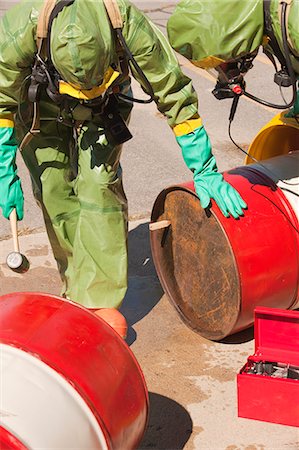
[0,292,148,449]
[150,153,299,340]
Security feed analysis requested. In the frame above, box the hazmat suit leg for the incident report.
[19,117,78,297]
[18,102,131,309]
[70,120,129,309]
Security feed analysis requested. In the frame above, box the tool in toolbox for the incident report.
[245,361,299,379]
[237,306,299,427]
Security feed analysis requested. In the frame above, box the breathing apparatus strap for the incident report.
[104,0,154,103]
[102,0,123,29]
[36,0,57,48]
[264,0,299,67]
[278,0,299,59]
[19,0,58,151]
[19,103,40,151]
[102,0,129,78]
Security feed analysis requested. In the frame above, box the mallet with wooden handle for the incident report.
[6,209,30,273]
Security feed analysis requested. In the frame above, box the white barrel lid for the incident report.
[0,344,109,449]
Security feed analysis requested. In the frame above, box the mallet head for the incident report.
[6,251,30,273]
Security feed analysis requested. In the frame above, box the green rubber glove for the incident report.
[0,127,24,220]
[177,125,247,219]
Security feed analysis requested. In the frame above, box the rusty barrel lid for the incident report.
[150,185,240,341]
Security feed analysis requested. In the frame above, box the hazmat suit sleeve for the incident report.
[121,1,247,218]
[166,0,299,73]
[0,1,38,116]
[0,1,38,220]
[167,0,264,70]
[121,0,198,127]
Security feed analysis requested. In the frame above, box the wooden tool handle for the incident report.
[9,209,20,253]
[149,220,171,231]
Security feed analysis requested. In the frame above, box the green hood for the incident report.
[51,0,115,89]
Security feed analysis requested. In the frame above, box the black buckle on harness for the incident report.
[101,95,132,145]
[263,0,292,87]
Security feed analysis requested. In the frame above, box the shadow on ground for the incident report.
[138,392,193,450]
[220,326,254,344]
[120,222,164,344]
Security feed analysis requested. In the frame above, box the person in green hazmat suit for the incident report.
[167,0,299,119]
[0,0,247,311]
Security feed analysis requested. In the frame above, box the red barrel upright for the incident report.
[0,292,148,449]
[150,152,299,340]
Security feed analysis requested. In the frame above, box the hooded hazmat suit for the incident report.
[167,0,299,71]
[167,0,299,106]
[0,0,246,308]
[167,0,299,166]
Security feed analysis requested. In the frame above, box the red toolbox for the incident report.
[237,306,299,427]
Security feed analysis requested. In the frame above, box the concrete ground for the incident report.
[1,1,299,449]
[1,223,298,450]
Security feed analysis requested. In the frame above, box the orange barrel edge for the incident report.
[150,153,299,340]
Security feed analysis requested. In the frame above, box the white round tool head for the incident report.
[6,252,30,273]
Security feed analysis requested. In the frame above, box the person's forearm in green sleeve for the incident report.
[0,1,36,120]
[122,0,246,219]
[173,117,247,219]
[0,116,24,220]
[122,1,198,128]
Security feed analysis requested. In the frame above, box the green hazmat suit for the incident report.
[167,0,299,171]
[0,0,246,308]
[0,0,194,308]
[167,0,299,74]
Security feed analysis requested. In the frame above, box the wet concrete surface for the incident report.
[1,221,298,450]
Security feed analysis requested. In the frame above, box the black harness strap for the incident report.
[263,0,288,70]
